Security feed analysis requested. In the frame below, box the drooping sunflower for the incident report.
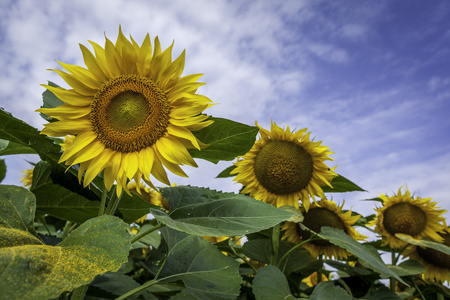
[369,187,446,249]
[282,199,366,259]
[37,27,214,196]
[403,227,450,284]
[20,168,34,189]
[231,121,336,211]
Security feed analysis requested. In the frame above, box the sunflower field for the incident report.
[1,28,450,300]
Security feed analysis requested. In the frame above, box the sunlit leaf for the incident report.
[0,185,37,234]
[252,265,295,300]
[189,117,259,163]
[159,227,241,300]
[0,139,37,156]
[322,175,365,193]
[396,234,450,255]
[152,186,294,236]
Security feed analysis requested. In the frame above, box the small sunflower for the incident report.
[403,227,450,284]
[37,27,214,196]
[282,199,366,259]
[231,121,336,211]
[20,168,34,189]
[302,271,329,287]
[127,180,170,223]
[369,187,446,249]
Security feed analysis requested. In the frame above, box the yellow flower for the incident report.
[127,180,170,223]
[20,168,34,189]
[403,227,450,284]
[37,27,214,196]
[369,187,446,249]
[202,236,241,245]
[231,121,336,211]
[302,271,329,287]
[282,199,366,259]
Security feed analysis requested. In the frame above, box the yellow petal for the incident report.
[83,148,114,185]
[39,85,93,106]
[58,61,101,90]
[79,43,109,83]
[49,69,97,96]
[138,147,154,181]
[70,140,105,165]
[156,136,197,167]
[41,119,91,137]
[122,152,139,180]
[150,152,170,185]
[167,124,200,150]
[59,131,97,163]
[38,104,91,119]
[156,150,188,178]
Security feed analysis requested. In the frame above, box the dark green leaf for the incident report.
[132,224,161,248]
[0,159,5,183]
[310,281,351,300]
[364,284,401,300]
[159,227,241,300]
[152,186,294,236]
[189,117,259,163]
[216,165,236,178]
[252,265,295,300]
[388,259,425,277]
[318,227,405,284]
[91,272,157,300]
[396,234,450,255]
[0,215,131,299]
[0,139,37,156]
[321,175,365,193]
[324,260,372,276]
[0,185,37,234]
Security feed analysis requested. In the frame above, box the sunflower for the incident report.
[37,27,214,196]
[302,271,329,287]
[127,180,170,223]
[20,168,34,189]
[231,121,336,211]
[403,227,450,283]
[369,187,446,249]
[282,199,366,259]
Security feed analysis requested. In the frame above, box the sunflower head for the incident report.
[231,121,336,211]
[282,199,366,259]
[37,27,214,196]
[369,187,446,249]
[20,168,34,189]
[302,271,329,287]
[404,227,450,284]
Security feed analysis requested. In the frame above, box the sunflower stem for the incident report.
[62,221,73,239]
[270,223,280,265]
[97,184,108,216]
[105,189,123,216]
[131,223,165,244]
[437,294,444,300]
[317,255,323,284]
[390,250,397,292]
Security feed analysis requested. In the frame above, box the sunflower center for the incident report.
[417,233,450,269]
[382,202,427,236]
[254,140,313,195]
[90,74,170,152]
[297,207,346,246]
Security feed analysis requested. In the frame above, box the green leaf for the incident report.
[152,186,295,236]
[364,284,402,300]
[216,165,236,178]
[243,239,320,275]
[40,81,65,121]
[189,117,259,163]
[0,159,5,183]
[317,227,405,284]
[252,265,295,300]
[0,109,61,164]
[0,139,37,156]
[91,272,157,300]
[310,281,351,300]
[0,215,131,299]
[396,233,450,255]
[0,185,37,234]
[133,223,161,248]
[388,259,425,277]
[321,175,365,193]
[159,227,241,300]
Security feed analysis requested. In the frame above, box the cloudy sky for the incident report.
[1,0,449,219]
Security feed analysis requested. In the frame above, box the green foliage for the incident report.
[310,281,352,300]
[396,233,450,255]
[322,174,365,193]
[0,185,37,234]
[159,227,241,300]
[189,117,259,163]
[252,265,296,300]
[39,81,65,121]
[0,139,37,156]
[0,159,5,183]
[153,186,295,236]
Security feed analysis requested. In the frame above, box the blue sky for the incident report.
[1,0,449,219]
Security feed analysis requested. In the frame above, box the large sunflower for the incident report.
[231,121,336,211]
[282,199,366,260]
[369,187,446,249]
[37,27,213,196]
[403,227,450,284]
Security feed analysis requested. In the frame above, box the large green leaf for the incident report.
[152,186,295,236]
[189,117,259,163]
[159,227,241,300]
[396,233,450,255]
[0,215,131,299]
[252,265,296,300]
[0,139,37,156]
[317,227,405,284]
[321,175,365,193]
[0,185,37,234]
[388,259,425,277]
[243,239,320,275]
[310,281,351,300]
